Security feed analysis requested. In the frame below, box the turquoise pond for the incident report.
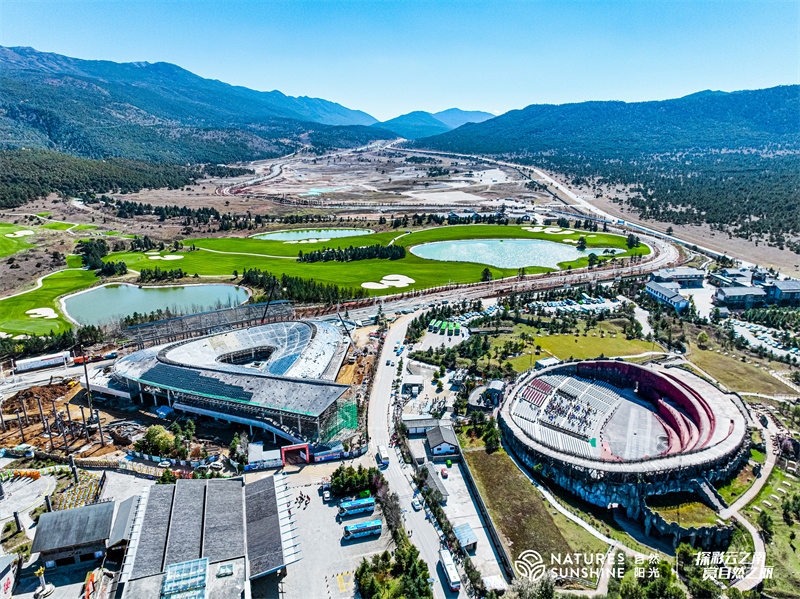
[299,187,344,196]
[252,228,372,241]
[410,239,619,269]
[63,284,250,326]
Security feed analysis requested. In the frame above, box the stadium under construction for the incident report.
[112,302,358,446]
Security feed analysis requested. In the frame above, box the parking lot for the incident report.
[252,473,394,599]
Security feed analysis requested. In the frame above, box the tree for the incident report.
[757,509,774,542]
[481,267,492,282]
[666,226,674,235]
[626,234,641,249]
[697,331,709,348]
[587,252,598,267]
[157,468,177,485]
[576,236,587,251]
[508,572,555,599]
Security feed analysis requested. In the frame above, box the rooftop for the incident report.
[426,425,458,448]
[31,501,115,554]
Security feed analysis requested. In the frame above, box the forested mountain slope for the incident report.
[375,111,452,139]
[415,86,800,249]
[0,46,392,163]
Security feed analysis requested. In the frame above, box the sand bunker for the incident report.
[26,307,59,319]
[5,230,35,238]
[361,274,416,290]
[284,238,331,244]
[148,255,184,261]
[522,226,575,235]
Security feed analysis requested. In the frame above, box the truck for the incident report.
[14,351,71,373]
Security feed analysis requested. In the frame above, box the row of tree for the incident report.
[297,245,405,263]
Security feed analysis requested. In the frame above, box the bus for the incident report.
[439,549,461,592]
[376,445,389,468]
[439,322,447,335]
[429,320,440,332]
[338,497,376,516]
[343,519,382,539]
[447,322,454,336]
[454,325,461,336]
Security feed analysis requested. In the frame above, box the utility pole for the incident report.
[80,345,93,411]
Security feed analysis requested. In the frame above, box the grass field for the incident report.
[0,223,37,259]
[742,466,800,599]
[463,448,608,576]
[0,269,95,336]
[714,463,757,505]
[687,347,796,395]
[646,492,724,528]
[484,321,653,371]
[41,222,75,231]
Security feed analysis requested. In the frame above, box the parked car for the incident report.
[158,460,171,468]
[411,499,422,511]
[441,467,448,478]
[210,462,224,471]
[323,490,331,502]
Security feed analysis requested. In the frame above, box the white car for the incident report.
[210,462,224,471]
[158,460,171,468]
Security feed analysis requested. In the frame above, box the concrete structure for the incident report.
[485,380,505,404]
[713,286,767,309]
[651,267,704,287]
[31,502,115,568]
[113,320,352,445]
[426,425,458,456]
[408,437,428,465]
[402,375,425,396]
[535,357,561,370]
[645,281,690,313]
[500,361,749,543]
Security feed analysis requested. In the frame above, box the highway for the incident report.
[367,312,463,599]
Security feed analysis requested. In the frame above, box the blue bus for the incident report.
[338,497,376,516]
[343,519,382,539]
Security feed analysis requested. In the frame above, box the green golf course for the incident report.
[0,224,648,337]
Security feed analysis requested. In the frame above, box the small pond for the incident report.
[251,228,372,241]
[63,283,250,326]
[410,238,619,269]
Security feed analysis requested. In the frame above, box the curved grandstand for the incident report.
[501,361,750,490]
[114,320,354,445]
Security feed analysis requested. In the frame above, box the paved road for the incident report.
[719,415,779,592]
[367,312,463,599]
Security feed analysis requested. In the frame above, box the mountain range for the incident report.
[0,46,499,162]
[373,108,494,139]
[0,46,396,163]
[414,86,800,155]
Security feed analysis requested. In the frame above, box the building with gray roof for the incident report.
[32,501,115,568]
[651,267,704,287]
[117,476,291,599]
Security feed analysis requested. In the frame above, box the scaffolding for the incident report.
[319,392,357,443]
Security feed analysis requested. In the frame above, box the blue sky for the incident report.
[2,0,798,121]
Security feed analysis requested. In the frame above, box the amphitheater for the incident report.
[500,360,752,520]
[113,317,354,445]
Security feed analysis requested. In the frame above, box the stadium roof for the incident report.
[114,321,349,417]
[31,501,114,554]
